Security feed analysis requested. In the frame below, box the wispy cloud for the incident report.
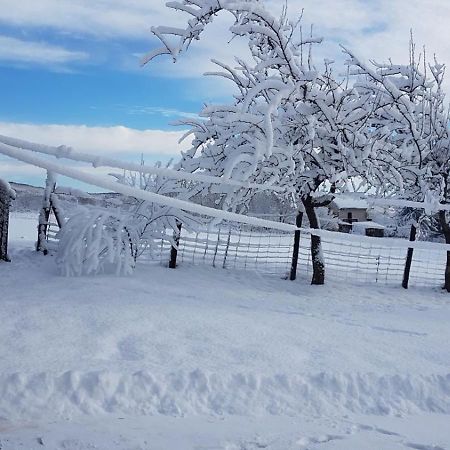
[0,35,88,65]
[0,0,160,39]
[1,0,450,94]
[1,0,450,66]
[126,106,199,120]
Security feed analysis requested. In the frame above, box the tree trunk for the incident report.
[302,196,325,285]
[439,211,450,292]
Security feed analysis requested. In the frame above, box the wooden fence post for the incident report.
[289,212,304,281]
[222,228,232,269]
[402,224,417,289]
[0,181,14,262]
[212,228,221,268]
[169,221,182,269]
[36,172,56,255]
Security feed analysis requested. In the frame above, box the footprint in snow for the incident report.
[405,443,446,450]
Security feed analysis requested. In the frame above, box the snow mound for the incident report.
[1,370,449,420]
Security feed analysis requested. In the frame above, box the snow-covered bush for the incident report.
[56,208,138,276]
[56,161,202,276]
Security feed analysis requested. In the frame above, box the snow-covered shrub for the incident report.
[56,207,138,276]
[56,161,202,276]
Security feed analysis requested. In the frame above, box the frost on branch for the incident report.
[56,208,138,276]
[344,39,449,198]
[110,160,203,259]
[56,160,202,276]
[144,0,385,284]
[346,39,450,291]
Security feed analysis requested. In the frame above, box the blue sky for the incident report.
[0,65,202,130]
[0,0,450,188]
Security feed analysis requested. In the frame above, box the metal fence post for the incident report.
[402,224,417,289]
[289,212,304,280]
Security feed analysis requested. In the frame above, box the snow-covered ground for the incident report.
[1,212,450,449]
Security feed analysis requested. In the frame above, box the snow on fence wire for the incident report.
[2,135,449,288]
[44,209,448,288]
[140,225,449,288]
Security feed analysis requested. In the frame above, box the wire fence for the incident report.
[45,213,449,289]
[142,225,449,289]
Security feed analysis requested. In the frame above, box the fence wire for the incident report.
[146,226,448,288]
[46,218,449,288]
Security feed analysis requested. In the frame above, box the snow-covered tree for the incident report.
[56,207,138,276]
[345,41,450,290]
[144,0,381,284]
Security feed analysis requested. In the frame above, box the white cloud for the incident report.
[0,122,188,158]
[126,106,199,120]
[137,0,450,95]
[0,35,88,65]
[1,0,450,64]
[1,0,450,93]
[0,0,168,39]
[0,121,191,189]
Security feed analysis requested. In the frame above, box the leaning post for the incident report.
[289,212,304,281]
[36,171,56,255]
[402,223,417,289]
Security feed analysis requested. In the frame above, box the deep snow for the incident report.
[1,213,450,449]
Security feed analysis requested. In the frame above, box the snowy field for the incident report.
[1,212,450,449]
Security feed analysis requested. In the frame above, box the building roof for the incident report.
[353,221,385,230]
[331,196,368,210]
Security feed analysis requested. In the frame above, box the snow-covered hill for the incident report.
[9,182,119,213]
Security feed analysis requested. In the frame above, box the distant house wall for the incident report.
[329,205,368,223]
[339,208,368,222]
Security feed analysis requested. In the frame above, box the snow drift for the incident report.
[1,370,450,420]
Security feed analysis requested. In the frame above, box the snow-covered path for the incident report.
[2,414,450,450]
[1,214,450,448]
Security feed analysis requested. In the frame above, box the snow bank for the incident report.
[1,370,449,420]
